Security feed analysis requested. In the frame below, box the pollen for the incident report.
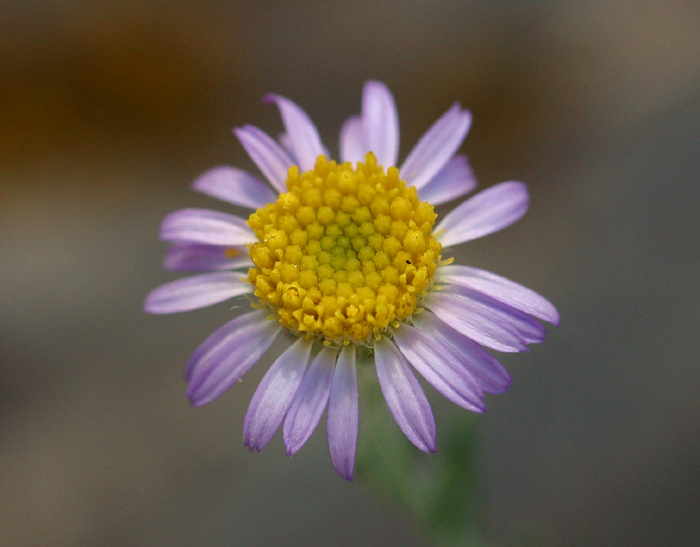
[247,153,441,345]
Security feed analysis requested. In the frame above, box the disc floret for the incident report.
[247,153,441,345]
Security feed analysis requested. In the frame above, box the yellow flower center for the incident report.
[247,153,441,345]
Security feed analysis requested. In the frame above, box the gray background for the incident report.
[1,1,699,545]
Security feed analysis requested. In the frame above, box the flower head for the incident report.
[145,81,559,481]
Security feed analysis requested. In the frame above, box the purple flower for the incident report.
[145,81,559,481]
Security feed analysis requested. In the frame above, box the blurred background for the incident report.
[1,0,699,545]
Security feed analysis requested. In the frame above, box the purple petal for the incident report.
[435,182,529,247]
[283,347,338,456]
[160,208,255,246]
[233,125,294,193]
[374,337,436,453]
[192,166,277,210]
[264,94,327,172]
[144,272,251,314]
[392,323,485,413]
[400,104,472,190]
[163,243,253,272]
[424,291,528,352]
[327,345,358,481]
[339,116,364,165]
[277,132,294,156]
[413,311,512,394]
[362,81,399,168]
[438,264,560,325]
[186,310,282,407]
[418,154,477,205]
[445,285,547,344]
[243,337,313,452]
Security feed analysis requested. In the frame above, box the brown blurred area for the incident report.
[1,1,699,545]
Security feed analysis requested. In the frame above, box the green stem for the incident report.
[355,363,489,547]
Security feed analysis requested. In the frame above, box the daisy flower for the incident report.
[145,81,559,481]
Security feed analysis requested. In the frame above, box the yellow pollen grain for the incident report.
[225,248,241,258]
[247,153,441,344]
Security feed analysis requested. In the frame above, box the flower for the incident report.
[144,81,559,481]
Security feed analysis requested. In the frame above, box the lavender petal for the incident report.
[393,323,485,413]
[374,337,436,453]
[418,154,477,205]
[400,104,472,190]
[144,272,251,314]
[243,337,313,452]
[327,345,359,481]
[264,94,327,172]
[425,291,528,352]
[277,132,294,157]
[445,285,547,344]
[186,310,281,407]
[438,264,560,325]
[192,166,277,210]
[435,181,529,247]
[339,116,364,165]
[283,347,338,456]
[163,243,252,272]
[160,208,255,246]
[362,81,399,168]
[413,311,512,394]
[233,125,294,193]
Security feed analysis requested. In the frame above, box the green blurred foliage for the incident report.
[355,358,488,547]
